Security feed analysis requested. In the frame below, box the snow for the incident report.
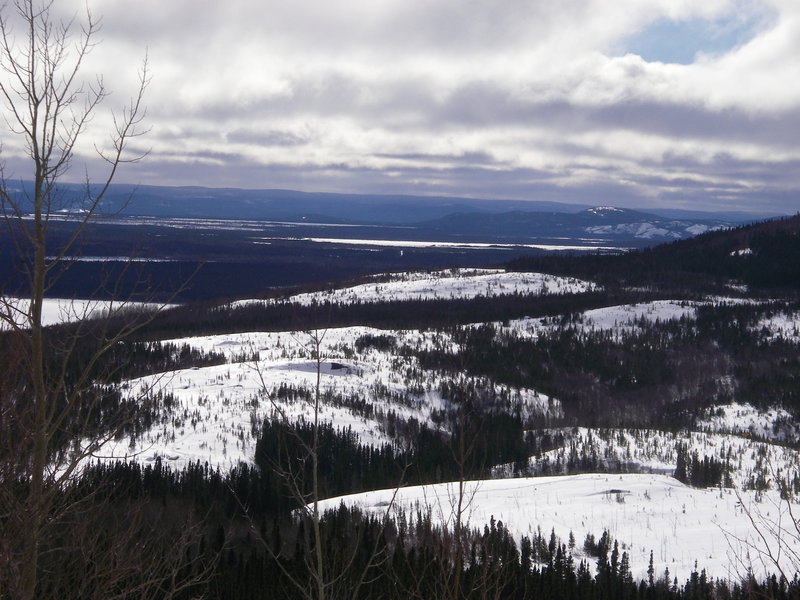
[585,223,677,239]
[275,237,623,251]
[579,301,697,330]
[0,297,168,330]
[45,263,800,586]
[587,206,624,214]
[584,222,722,240]
[504,300,698,338]
[494,426,800,492]
[89,325,561,471]
[97,358,395,470]
[697,403,800,444]
[756,311,800,342]
[44,256,177,262]
[319,473,800,583]
[233,269,599,307]
[685,224,712,236]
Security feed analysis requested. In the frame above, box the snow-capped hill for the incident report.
[584,206,625,216]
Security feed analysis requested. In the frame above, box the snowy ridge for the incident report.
[232,268,598,308]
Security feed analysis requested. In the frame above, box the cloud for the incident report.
[0,0,798,214]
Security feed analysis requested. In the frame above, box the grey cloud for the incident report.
[13,0,797,215]
[373,151,497,165]
[225,129,309,147]
[434,81,800,149]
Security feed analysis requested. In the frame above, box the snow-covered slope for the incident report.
[67,264,800,587]
[585,222,724,240]
[504,300,698,338]
[93,326,560,470]
[319,473,799,583]
[757,311,800,342]
[233,268,598,307]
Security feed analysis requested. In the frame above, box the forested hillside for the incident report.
[509,213,800,291]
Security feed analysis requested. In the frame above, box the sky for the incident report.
[1,0,798,214]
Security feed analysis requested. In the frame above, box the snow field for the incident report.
[318,473,800,583]
[71,277,800,585]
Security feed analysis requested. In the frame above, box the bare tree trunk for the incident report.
[19,168,49,600]
[252,325,401,600]
[311,331,327,600]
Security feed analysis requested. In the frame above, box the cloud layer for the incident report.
[1,0,798,213]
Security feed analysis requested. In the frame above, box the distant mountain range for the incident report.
[4,182,783,246]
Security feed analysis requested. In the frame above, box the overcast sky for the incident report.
[1,0,799,213]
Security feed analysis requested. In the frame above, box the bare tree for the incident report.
[722,464,800,593]
[0,2,209,598]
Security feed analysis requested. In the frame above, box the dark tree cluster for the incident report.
[673,445,732,488]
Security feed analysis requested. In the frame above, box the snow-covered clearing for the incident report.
[320,473,800,583]
[578,301,698,329]
[233,268,598,307]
